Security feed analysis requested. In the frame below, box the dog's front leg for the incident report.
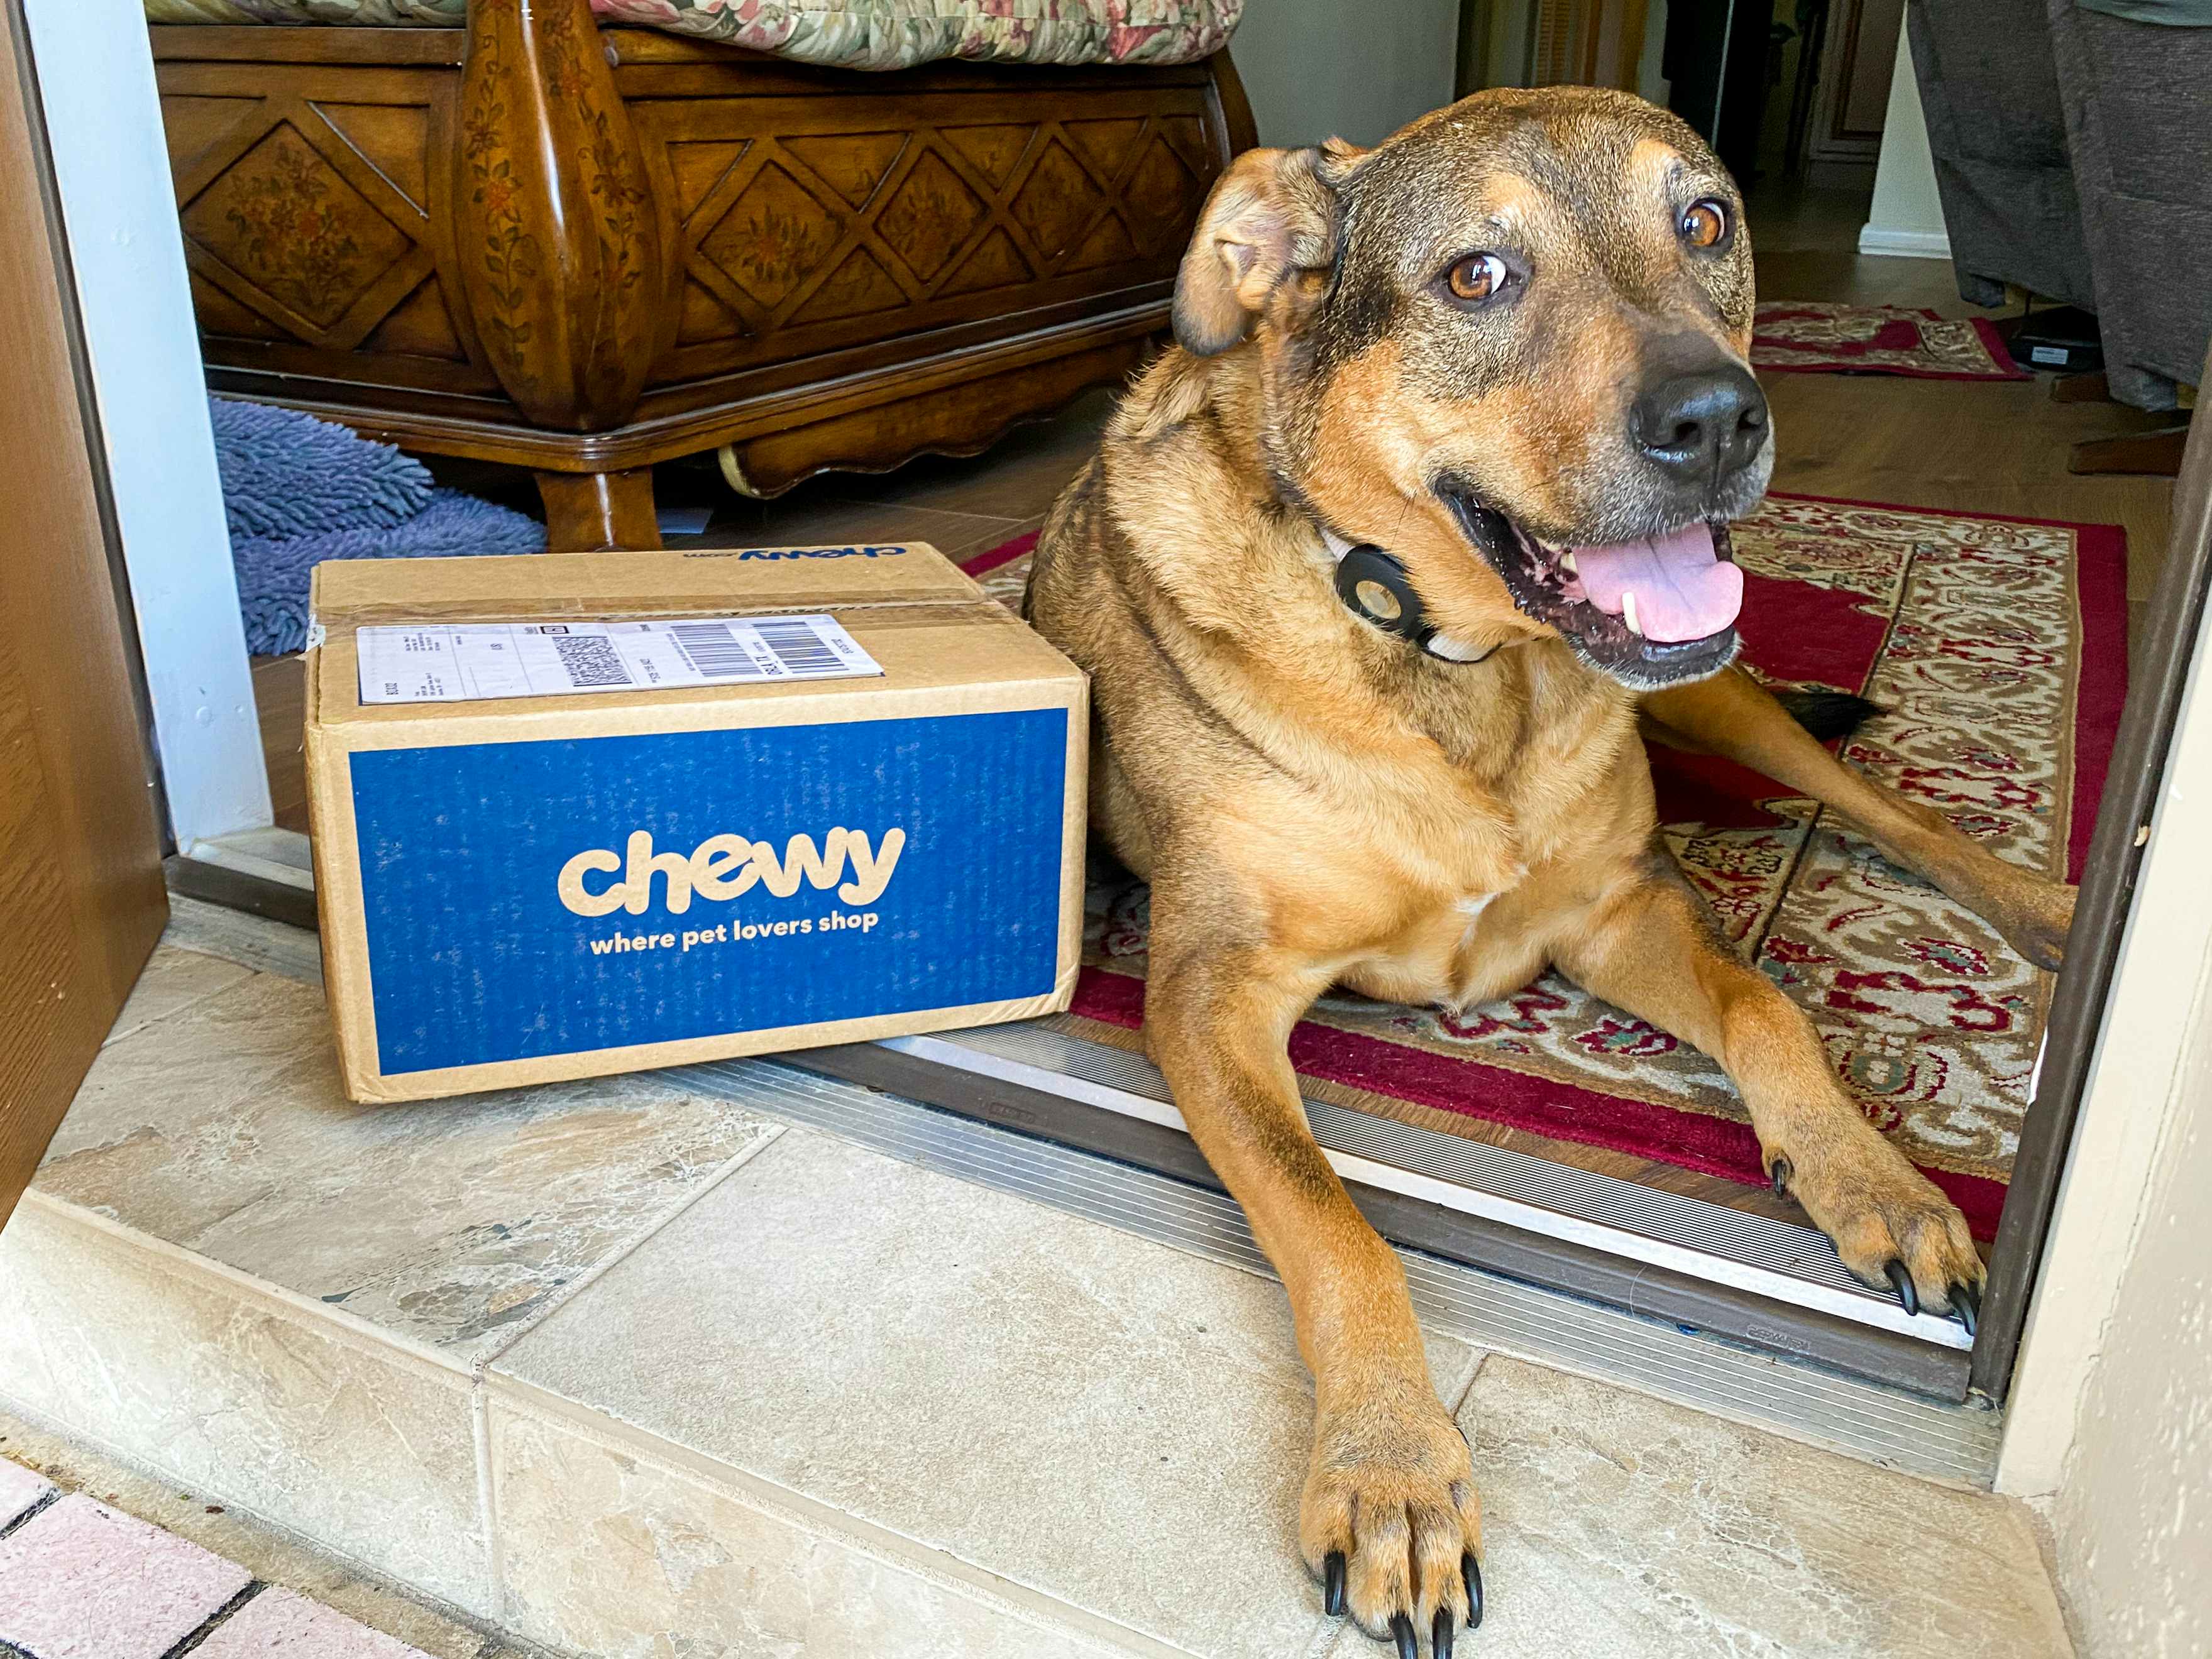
[1145,921,1482,1655]
[1643,665,2076,970]
[1554,855,1987,1324]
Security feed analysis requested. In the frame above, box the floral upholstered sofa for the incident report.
[146,0,1251,549]
[147,0,1238,69]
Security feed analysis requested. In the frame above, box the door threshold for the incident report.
[167,826,315,929]
[786,1023,1974,1400]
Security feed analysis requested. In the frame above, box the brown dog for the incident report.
[1026,87,2073,1651]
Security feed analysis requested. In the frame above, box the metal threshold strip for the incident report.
[888,1024,1962,1347]
[781,1022,1974,1400]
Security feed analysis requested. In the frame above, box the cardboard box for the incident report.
[304,543,1087,1103]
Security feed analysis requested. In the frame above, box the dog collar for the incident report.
[1319,528,1496,664]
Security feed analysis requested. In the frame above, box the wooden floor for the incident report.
[250,184,2180,1237]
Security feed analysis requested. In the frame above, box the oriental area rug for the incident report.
[1751,300,2028,381]
[962,494,2126,1239]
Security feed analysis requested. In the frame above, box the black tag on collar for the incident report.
[1333,544,1494,664]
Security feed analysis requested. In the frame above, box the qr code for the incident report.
[550,633,634,687]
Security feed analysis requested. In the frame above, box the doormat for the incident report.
[962,496,2128,1239]
[213,397,545,656]
[1751,301,2028,381]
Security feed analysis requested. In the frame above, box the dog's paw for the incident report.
[1301,1382,1482,1656]
[1769,1124,1984,1327]
[2003,878,2076,974]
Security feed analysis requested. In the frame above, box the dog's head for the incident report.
[1174,87,1767,689]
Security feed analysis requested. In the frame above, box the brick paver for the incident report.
[193,1586,426,1658]
[0,1492,251,1659]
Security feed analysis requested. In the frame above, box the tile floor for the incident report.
[0,931,2078,1658]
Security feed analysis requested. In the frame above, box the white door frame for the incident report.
[22,0,270,854]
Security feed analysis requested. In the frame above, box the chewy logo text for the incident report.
[558,827,905,917]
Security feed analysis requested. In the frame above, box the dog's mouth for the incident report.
[1439,482,1742,689]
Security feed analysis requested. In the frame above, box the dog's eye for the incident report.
[1444,253,1510,304]
[1680,199,1730,249]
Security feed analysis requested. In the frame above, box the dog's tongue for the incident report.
[1570,522,1742,642]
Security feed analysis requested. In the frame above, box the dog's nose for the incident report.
[1631,366,1768,485]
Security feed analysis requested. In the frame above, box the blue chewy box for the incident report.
[305,545,1086,1102]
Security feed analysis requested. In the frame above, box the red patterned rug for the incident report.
[1752,301,2028,381]
[964,495,2126,1238]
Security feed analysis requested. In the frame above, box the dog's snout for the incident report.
[1631,366,1768,485]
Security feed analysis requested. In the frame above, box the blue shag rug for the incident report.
[212,398,546,655]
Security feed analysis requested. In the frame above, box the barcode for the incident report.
[754,619,840,674]
[668,621,757,678]
[551,634,634,687]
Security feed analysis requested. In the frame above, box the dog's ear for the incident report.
[1173,140,1366,356]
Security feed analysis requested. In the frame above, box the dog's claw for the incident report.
[1323,1551,1346,1617]
[1390,1612,1417,1659]
[1434,1605,1456,1658]
[1885,1259,1918,1317]
[1464,1552,1483,1629]
[1769,1156,1792,1199]
[1951,1281,1981,1337]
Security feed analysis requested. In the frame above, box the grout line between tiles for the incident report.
[0,1487,59,1541]
[101,961,256,1049]
[461,1120,792,1625]
[1446,1350,1490,1416]
[470,1122,792,1380]
[469,1386,503,1626]
[160,1579,264,1659]
[483,1374,1198,1659]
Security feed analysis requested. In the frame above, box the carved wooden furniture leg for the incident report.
[536,469,661,552]
[458,0,668,549]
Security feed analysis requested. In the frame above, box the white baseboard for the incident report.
[1856,225,1952,260]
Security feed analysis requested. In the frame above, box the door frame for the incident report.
[1974,413,2212,1398]
[0,0,172,1228]
[18,0,270,856]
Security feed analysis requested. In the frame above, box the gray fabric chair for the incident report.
[1910,1,2212,410]
[1907,0,2096,312]
[2046,2,2212,408]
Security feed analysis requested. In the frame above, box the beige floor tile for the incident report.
[493,1127,1483,1659]
[36,969,785,1363]
[102,946,255,1048]
[0,1203,493,1618]
[492,1403,1133,1659]
[1316,1357,2070,1659]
